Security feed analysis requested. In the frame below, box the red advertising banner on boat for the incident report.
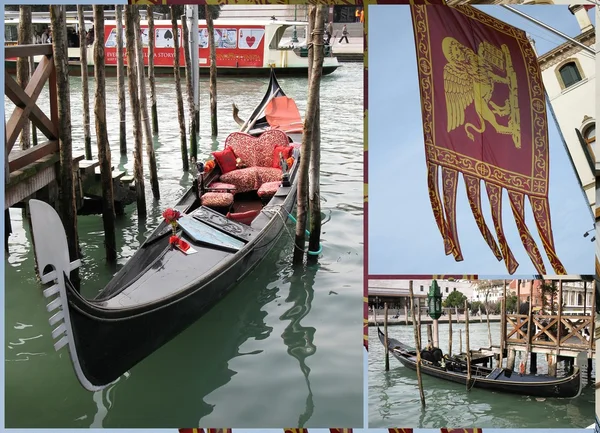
[103,22,265,68]
[410,4,565,275]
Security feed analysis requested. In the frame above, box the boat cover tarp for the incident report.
[265,96,303,133]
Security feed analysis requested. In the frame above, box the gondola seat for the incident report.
[257,181,281,201]
[201,191,234,214]
[217,130,292,194]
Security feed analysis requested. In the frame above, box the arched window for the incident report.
[577,293,583,305]
[583,123,595,144]
[559,62,582,88]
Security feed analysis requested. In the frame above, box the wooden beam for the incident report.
[5,56,55,152]
[5,44,52,58]
[8,140,58,172]
[5,76,58,140]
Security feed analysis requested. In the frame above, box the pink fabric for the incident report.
[224,130,290,168]
[201,192,234,208]
[209,182,236,192]
[257,181,281,198]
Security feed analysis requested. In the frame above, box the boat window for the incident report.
[199,28,238,49]
[5,24,18,43]
[269,25,295,49]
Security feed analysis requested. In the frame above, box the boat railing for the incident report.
[506,313,594,351]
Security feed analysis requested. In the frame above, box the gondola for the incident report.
[377,327,584,399]
[29,69,304,391]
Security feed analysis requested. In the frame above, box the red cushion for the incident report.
[227,209,260,226]
[201,192,234,208]
[257,181,281,198]
[272,146,292,168]
[212,148,237,174]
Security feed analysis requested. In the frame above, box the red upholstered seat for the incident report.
[227,209,261,226]
[201,192,234,208]
[257,181,281,198]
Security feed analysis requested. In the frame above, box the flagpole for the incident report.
[500,5,596,55]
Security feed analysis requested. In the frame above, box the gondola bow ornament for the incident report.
[410,5,566,275]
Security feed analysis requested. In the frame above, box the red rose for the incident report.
[162,208,181,224]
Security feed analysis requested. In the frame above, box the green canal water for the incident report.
[5,63,364,427]
[368,323,595,429]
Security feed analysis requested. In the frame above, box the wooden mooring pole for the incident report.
[409,283,426,407]
[78,5,92,160]
[93,6,117,263]
[459,329,462,354]
[171,6,189,172]
[125,5,147,217]
[116,5,127,155]
[464,299,472,391]
[205,5,218,137]
[148,5,159,135]
[448,308,453,356]
[307,5,326,263]
[17,5,32,150]
[384,302,389,371]
[404,303,409,325]
[181,11,197,160]
[50,5,81,289]
[134,11,160,200]
[498,293,505,368]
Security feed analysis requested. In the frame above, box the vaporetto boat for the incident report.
[5,17,340,77]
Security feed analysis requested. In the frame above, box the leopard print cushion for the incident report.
[257,181,281,198]
[201,192,234,208]
[224,130,289,168]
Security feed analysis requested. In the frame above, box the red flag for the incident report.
[441,429,483,433]
[390,429,414,433]
[411,5,566,275]
[284,429,309,433]
[330,429,353,433]
[583,5,594,10]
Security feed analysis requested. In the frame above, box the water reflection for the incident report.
[280,265,318,427]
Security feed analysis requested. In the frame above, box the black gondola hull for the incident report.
[65,184,296,387]
[377,327,582,399]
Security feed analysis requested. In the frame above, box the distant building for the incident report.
[508,278,594,314]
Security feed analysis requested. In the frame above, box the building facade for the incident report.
[536,5,596,213]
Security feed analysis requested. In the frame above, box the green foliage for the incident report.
[505,293,518,313]
[443,290,468,308]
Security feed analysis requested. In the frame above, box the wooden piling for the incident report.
[50,5,81,289]
[464,299,472,390]
[116,5,127,155]
[448,308,453,356]
[459,329,462,354]
[416,297,422,348]
[427,324,432,348]
[405,304,409,325]
[523,281,534,374]
[18,5,32,150]
[205,5,218,137]
[125,5,147,217]
[134,11,160,200]
[93,6,117,263]
[455,305,459,323]
[148,5,159,135]
[409,284,426,407]
[181,13,197,160]
[553,279,563,377]
[292,5,316,265]
[384,302,389,371]
[28,54,38,147]
[171,6,189,172]
[486,297,491,347]
[307,5,326,264]
[78,6,92,160]
[498,294,505,368]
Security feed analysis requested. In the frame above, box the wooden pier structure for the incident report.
[5,43,135,247]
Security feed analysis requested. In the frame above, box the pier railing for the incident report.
[506,313,594,351]
[5,44,59,175]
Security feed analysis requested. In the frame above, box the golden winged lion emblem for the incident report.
[442,37,521,149]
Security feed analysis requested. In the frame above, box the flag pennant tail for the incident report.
[441,166,463,261]
[411,4,566,274]
[330,429,354,433]
[463,174,502,261]
[427,162,458,257]
[529,196,567,274]
[507,191,546,275]
[484,183,519,275]
[284,429,309,433]
[441,429,484,433]
[389,429,414,433]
